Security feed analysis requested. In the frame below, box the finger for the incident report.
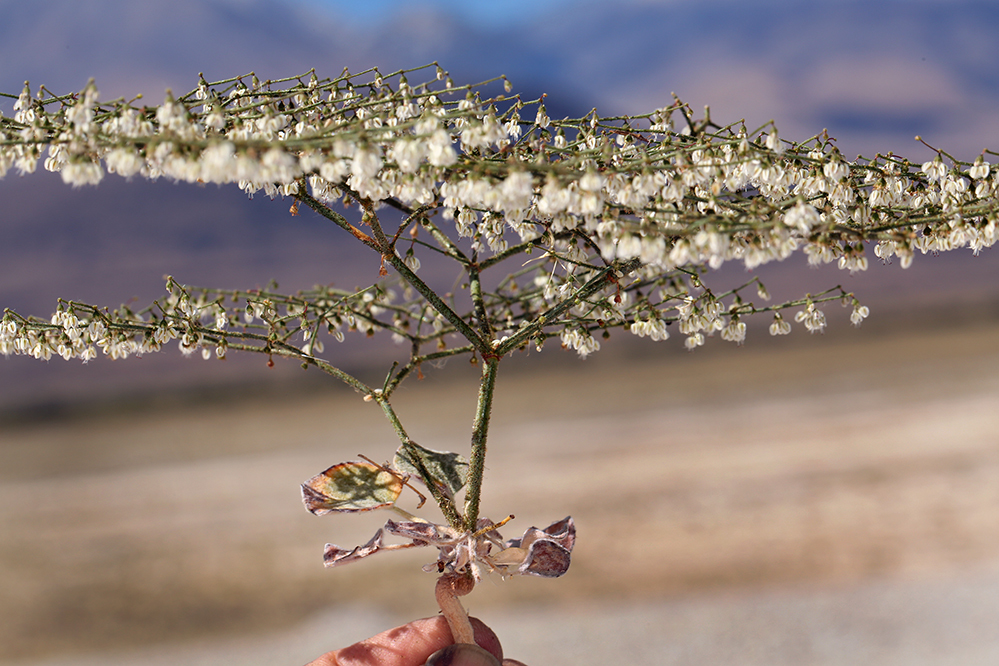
[424,643,501,666]
[307,615,503,666]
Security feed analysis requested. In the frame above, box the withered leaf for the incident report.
[518,538,572,577]
[385,519,459,544]
[301,461,403,515]
[324,528,385,567]
[502,516,576,578]
[393,441,469,498]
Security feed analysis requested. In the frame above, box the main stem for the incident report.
[464,354,499,531]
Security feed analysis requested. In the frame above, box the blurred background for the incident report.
[3,1,999,664]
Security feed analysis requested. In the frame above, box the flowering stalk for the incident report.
[2,64,997,619]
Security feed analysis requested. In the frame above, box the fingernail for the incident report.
[423,643,501,666]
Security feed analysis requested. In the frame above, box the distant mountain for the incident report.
[3,0,997,151]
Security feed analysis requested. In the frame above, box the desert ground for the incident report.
[2,316,999,665]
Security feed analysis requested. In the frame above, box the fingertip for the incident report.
[468,616,504,661]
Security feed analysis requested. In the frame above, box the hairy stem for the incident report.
[376,398,464,529]
[381,249,488,352]
[464,355,499,530]
[468,260,493,343]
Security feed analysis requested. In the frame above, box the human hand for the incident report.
[305,615,527,666]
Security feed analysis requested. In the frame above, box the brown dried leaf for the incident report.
[502,516,575,578]
[385,519,459,545]
[323,528,385,567]
[518,538,572,577]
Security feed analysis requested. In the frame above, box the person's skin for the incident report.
[306,615,527,666]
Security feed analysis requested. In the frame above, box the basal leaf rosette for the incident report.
[300,450,574,580]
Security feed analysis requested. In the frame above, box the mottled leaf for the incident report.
[393,441,469,498]
[301,461,403,515]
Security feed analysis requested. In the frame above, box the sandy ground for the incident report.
[2,320,999,665]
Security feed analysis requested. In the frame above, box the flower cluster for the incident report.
[3,63,998,363]
[1,278,405,369]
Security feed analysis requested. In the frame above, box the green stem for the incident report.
[494,259,640,356]
[382,249,488,352]
[376,397,464,529]
[298,187,488,352]
[295,186,380,250]
[464,355,499,530]
[468,260,493,342]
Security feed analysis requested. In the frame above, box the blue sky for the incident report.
[305,0,574,26]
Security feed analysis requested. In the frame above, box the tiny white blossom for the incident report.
[684,333,705,350]
[784,201,821,233]
[968,159,991,181]
[769,315,791,336]
[921,158,947,181]
[720,319,746,345]
[794,304,826,333]
[765,130,784,154]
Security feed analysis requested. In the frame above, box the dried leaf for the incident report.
[324,528,385,567]
[518,538,572,577]
[538,516,576,551]
[505,517,575,550]
[503,516,575,578]
[393,441,469,498]
[385,519,459,544]
[301,461,403,515]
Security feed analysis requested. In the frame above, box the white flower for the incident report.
[351,145,383,181]
[559,327,600,357]
[426,129,457,167]
[391,138,426,174]
[535,105,550,128]
[794,304,826,333]
[921,158,947,181]
[684,333,704,350]
[968,159,991,181]
[629,318,669,341]
[105,148,145,178]
[578,170,604,192]
[783,201,821,233]
[765,130,784,154]
[498,171,534,213]
[850,304,869,326]
[822,158,849,182]
[769,315,791,336]
[61,161,104,187]
[720,319,746,344]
